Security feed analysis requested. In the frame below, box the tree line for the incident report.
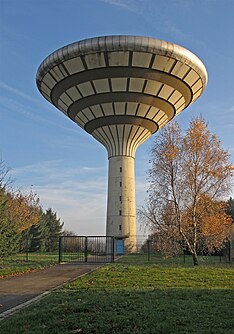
[139,116,234,265]
[0,160,64,257]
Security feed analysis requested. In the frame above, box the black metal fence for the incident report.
[120,236,233,264]
[59,236,115,263]
[59,235,233,265]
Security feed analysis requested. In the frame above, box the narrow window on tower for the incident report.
[120,167,122,173]
[119,210,122,216]
[119,225,122,231]
[119,196,122,202]
[120,181,122,187]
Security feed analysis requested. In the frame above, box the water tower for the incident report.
[36,36,208,252]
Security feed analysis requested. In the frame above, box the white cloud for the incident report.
[163,20,189,41]
[100,0,208,50]
[12,160,107,190]
[0,94,59,130]
[11,160,108,235]
[100,0,136,12]
[0,81,39,104]
[11,159,148,236]
[0,90,98,143]
[35,181,107,235]
[0,95,39,119]
[227,105,234,113]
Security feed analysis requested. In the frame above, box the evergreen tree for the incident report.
[226,198,234,222]
[39,208,64,252]
[21,224,41,253]
[29,225,42,252]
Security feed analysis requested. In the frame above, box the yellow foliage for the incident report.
[6,190,41,232]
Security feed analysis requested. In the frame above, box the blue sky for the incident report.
[0,0,233,235]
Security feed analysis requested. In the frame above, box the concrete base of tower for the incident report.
[106,155,137,253]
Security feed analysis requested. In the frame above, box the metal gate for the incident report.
[59,236,115,263]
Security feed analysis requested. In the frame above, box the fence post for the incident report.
[25,232,29,262]
[58,236,62,264]
[112,237,115,262]
[228,240,231,264]
[147,239,150,262]
[85,237,88,263]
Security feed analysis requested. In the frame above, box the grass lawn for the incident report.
[1,256,233,334]
[0,253,58,278]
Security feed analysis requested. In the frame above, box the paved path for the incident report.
[0,263,101,317]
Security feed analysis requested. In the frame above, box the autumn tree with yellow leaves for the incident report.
[140,116,233,265]
[6,190,41,232]
[0,159,41,256]
[0,158,65,257]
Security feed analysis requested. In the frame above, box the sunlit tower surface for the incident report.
[36,35,208,252]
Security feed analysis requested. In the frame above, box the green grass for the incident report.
[1,259,233,334]
[0,253,58,278]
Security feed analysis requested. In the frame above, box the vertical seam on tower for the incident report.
[108,125,116,156]
[128,126,140,157]
[116,124,120,155]
[99,104,105,116]
[149,53,156,69]
[144,105,152,118]
[126,125,133,157]
[80,55,88,70]
[122,124,125,155]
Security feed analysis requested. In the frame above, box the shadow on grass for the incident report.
[1,287,233,334]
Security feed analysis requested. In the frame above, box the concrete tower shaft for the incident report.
[107,156,136,249]
[36,36,208,252]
